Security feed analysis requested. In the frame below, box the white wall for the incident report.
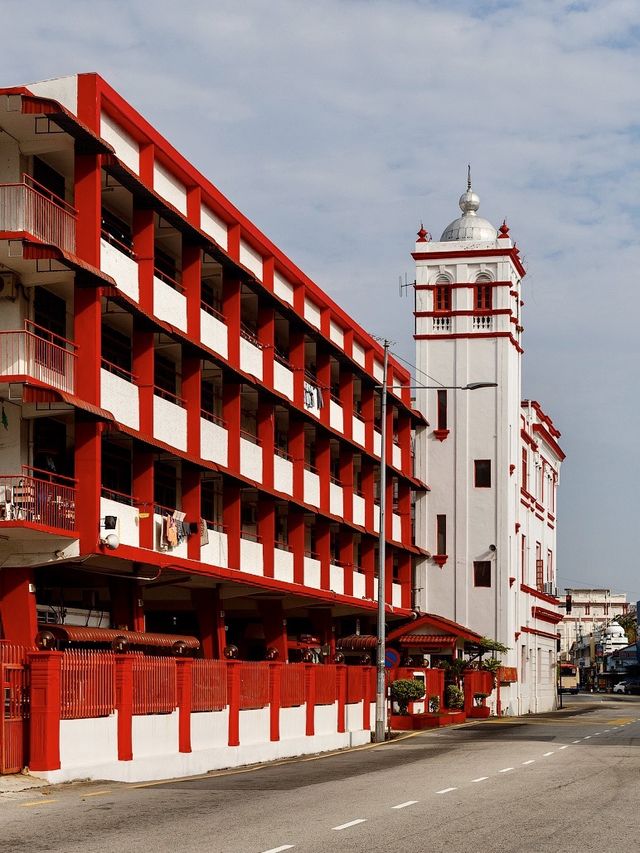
[353,494,365,527]
[154,395,187,451]
[200,529,228,568]
[201,205,228,250]
[304,297,321,329]
[352,415,366,447]
[133,712,179,757]
[59,716,117,769]
[329,399,343,432]
[101,368,139,430]
[273,271,294,306]
[240,338,263,380]
[100,238,139,301]
[274,361,294,400]
[239,240,263,281]
[240,537,264,575]
[329,320,344,348]
[239,708,270,745]
[274,455,293,495]
[352,341,366,367]
[304,556,321,588]
[303,469,320,507]
[330,563,344,595]
[201,310,228,359]
[153,162,187,214]
[274,547,294,582]
[240,437,262,482]
[28,75,78,114]
[153,275,187,331]
[100,496,139,549]
[329,482,343,516]
[201,418,228,467]
[154,513,188,557]
[100,113,139,174]
[353,572,366,599]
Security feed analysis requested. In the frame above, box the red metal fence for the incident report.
[315,664,337,705]
[0,470,76,532]
[239,662,269,710]
[1,644,31,774]
[0,177,76,253]
[191,659,227,712]
[61,651,115,719]
[281,663,306,707]
[0,323,76,393]
[132,655,177,715]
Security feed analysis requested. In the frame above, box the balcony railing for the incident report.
[0,467,77,532]
[0,321,76,393]
[0,175,76,254]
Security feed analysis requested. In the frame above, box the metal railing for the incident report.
[0,175,76,253]
[0,321,77,393]
[0,468,77,532]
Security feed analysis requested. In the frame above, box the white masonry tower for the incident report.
[413,173,563,714]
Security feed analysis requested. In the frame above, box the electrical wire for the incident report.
[390,349,447,388]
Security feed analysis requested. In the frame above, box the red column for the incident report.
[258,497,275,579]
[362,537,375,601]
[339,367,354,441]
[305,663,316,736]
[227,660,241,746]
[28,652,62,771]
[258,401,274,491]
[183,354,202,460]
[316,517,331,591]
[74,151,100,267]
[132,319,154,435]
[269,661,282,742]
[109,578,143,631]
[337,664,347,733]
[385,550,393,610]
[339,529,354,597]
[132,449,154,550]
[362,665,371,731]
[115,654,134,761]
[132,207,155,314]
[316,433,331,514]
[258,303,275,390]
[223,483,241,570]
[289,327,305,410]
[398,412,411,477]
[183,239,202,343]
[259,600,287,662]
[223,277,241,367]
[398,551,412,610]
[361,383,375,455]
[289,418,305,501]
[176,658,193,754]
[0,567,37,646]
[399,481,412,544]
[182,464,201,562]
[362,458,374,531]
[223,381,241,472]
[339,446,353,525]
[289,507,305,585]
[316,347,331,429]
[75,419,101,554]
[74,287,101,405]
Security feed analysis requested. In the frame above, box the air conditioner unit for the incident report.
[0,271,18,300]
[543,582,557,597]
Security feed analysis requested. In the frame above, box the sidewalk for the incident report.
[0,772,50,795]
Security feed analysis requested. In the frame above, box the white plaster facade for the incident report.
[412,183,564,715]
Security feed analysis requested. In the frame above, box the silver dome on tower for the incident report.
[440,168,497,242]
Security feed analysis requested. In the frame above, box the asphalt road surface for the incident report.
[2,694,640,853]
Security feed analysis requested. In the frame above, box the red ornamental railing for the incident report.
[61,650,116,719]
[281,663,306,708]
[315,664,338,705]
[239,662,269,710]
[191,659,228,712]
[131,655,177,715]
[0,176,76,253]
[0,470,76,532]
[0,322,76,394]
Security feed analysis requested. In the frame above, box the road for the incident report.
[2,694,639,853]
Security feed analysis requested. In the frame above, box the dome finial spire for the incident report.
[467,163,472,192]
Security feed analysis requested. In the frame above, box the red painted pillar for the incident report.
[183,354,202,460]
[73,275,101,402]
[132,207,155,314]
[361,537,375,601]
[339,529,354,597]
[132,319,154,436]
[316,517,331,591]
[115,654,134,761]
[316,434,330,514]
[74,419,101,554]
[192,588,215,658]
[183,239,202,344]
[337,664,347,734]
[339,366,354,441]
[258,302,275,391]
[258,497,275,579]
[362,665,371,730]
[361,383,375,455]
[289,418,305,502]
[305,663,316,736]
[289,327,305,410]
[74,151,100,267]
[183,463,201,562]
[132,449,154,549]
[269,661,282,742]
[316,347,331,429]
[176,658,193,754]
[223,483,241,571]
[385,549,393,608]
[259,600,287,662]
[223,381,241,472]
[0,567,37,646]
[399,481,411,544]
[362,457,374,531]
[258,401,274,491]
[398,412,411,476]
[28,652,62,771]
[398,551,412,610]
[289,507,305,585]
[339,446,353,525]
[223,277,241,368]
[109,578,143,631]
[227,660,241,747]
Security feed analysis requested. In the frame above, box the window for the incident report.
[33,156,66,202]
[474,459,491,488]
[102,325,132,374]
[522,447,528,491]
[474,282,493,310]
[436,514,447,555]
[535,542,543,590]
[473,561,492,587]
[547,549,553,583]
[155,353,177,396]
[437,390,447,430]
[434,277,452,312]
[154,461,178,510]
[102,441,132,498]
[521,535,527,583]
[201,477,223,527]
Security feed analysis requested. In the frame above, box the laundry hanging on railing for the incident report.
[161,510,189,548]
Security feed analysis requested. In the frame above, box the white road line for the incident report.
[392,801,418,809]
[522,760,535,765]
[436,787,458,794]
[262,847,295,853]
[558,745,569,750]
[333,820,366,831]
[594,732,601,736]
[472,776,489,782]
[584,736,592,739]
[499,767,514,773]
[543,752,555,757]
[603,729,610,732]
[572,739,581,743]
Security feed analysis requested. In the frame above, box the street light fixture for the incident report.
[373,355,497,744]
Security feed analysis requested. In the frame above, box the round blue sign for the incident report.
[385,649,400,668]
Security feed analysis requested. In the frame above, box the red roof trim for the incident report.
[532,423,565,461]
[532,606,564,625]
[387,612,483,644]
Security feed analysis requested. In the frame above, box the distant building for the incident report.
[560,588,629,661]
[412,180,565,714]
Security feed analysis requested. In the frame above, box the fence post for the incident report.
[29,651,62,772]
[362,666,371,731]
[269,661,282,742]
[176,658,193,754]
[337,664,347,734]
[227,660,241,747]
[115,655,134,761]
[304,663,315,737]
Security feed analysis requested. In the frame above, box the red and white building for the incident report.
[0,73,426,666]
[412,181,565,714]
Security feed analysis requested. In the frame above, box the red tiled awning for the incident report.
[337,634,378,651]
[398,634,458,647]
[38,623,200,651]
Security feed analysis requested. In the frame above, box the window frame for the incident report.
[473,561,492,588]
[474,459,492,488]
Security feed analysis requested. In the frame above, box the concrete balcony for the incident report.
[153,390,187,451]
[99,493,139,548]
[352,413,366,447]
[154,507,188,557]
[352,571,366,599]
[200,414,228,467]
[0,323,76,394]
[352,493,365,527]
[200,525,228,568]
[100,236,139,301]
[392,582,403,609]
[392,511,402,542]
[392,443,402,470]
[329,481,343,516]
[240,534,263,575]
[273,359,293,400]
[274,452,293,495]
[240,434,262,482]
[0,177,76,253]
[304,555,321,588]
[0,469,76,535]
[153,271,187,331]
[373,429,382,457]
[200,305,228,359]
[240,330,263,380]
[329,398,343,432]
[329,563,344,595]
[100,364,139,429]
[303,467,320,507]
[274,545,294,583]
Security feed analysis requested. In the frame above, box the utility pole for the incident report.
[374,340,389,743]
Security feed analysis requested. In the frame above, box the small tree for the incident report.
[390,679,426,715]
[445,684,464,709]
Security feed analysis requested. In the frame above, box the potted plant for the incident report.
[390,679,426,715]
[445,684,464,710]
[471,692,491,718]
[428,695,440,714]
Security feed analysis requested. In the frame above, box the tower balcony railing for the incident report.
[0,466,77,532]
[0,321,77,393]
[0,174,76,254]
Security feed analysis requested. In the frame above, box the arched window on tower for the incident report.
[474,274,493,311]
[434,275,452,312]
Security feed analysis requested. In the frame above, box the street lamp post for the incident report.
[373,370,497,743]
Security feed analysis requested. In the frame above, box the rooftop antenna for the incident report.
[398,273,416,298]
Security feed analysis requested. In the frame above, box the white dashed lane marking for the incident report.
[559,745,569,750]
[522,760,535,765]
[262,847,294,853]
[436,787,458,794]
[333,820,366,831]
[472,777,489,782]
[543,752,555,757]
[392,801,418,809]
[499,767,514,773]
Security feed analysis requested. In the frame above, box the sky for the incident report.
[3,0,639,598]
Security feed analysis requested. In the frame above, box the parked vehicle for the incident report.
[625,681,640,695]
[613,680,629,694]
[558,663,579,694]
[613,679,640,694]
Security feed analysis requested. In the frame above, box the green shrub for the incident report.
[445,684,464,709]
[390,679,426,715]
[428,695,440,713]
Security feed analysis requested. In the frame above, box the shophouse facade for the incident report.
[412,182,565,714]
[559,588,629,661]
